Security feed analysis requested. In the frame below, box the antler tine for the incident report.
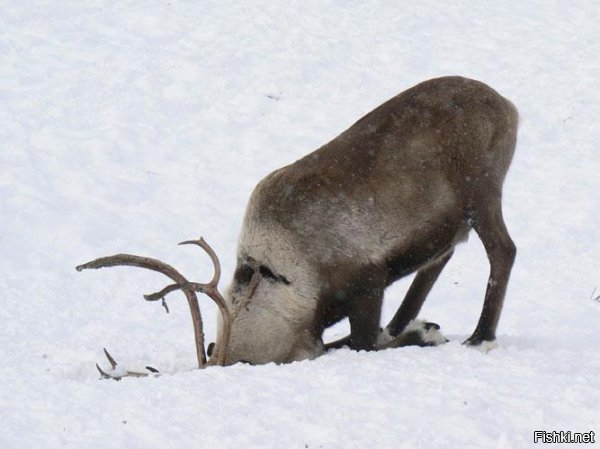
[103,347,118,370]
[178,237,221,287]
[77,254,207,368]
[176,238,232,366]
[96,348,159,380]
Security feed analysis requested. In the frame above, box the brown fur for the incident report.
[224,76,518,363]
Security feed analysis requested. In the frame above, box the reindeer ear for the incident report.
[207,342,215,357]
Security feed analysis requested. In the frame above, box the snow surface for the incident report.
[1,1,599,448]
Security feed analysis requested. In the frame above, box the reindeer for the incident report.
[78,76,518,378]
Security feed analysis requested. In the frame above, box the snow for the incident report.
[1,1,599,448]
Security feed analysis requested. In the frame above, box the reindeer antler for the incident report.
[176,238,232,366]
[77,237,232,377]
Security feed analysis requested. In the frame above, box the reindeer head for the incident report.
[208,257,324,366]
[77,237,322,378]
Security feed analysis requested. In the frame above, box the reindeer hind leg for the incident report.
[465,195,516,346]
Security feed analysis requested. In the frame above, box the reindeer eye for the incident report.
[234,264,254,285]
[259,265,291,285]
[258,265,276,279]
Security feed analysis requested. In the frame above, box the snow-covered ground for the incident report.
[1,1,599,448]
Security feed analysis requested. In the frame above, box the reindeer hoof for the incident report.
[463,334,497,352]
[420,321,448,345]
[403,319,448,346]
[424,322,441,331]
[464,339,498,353]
